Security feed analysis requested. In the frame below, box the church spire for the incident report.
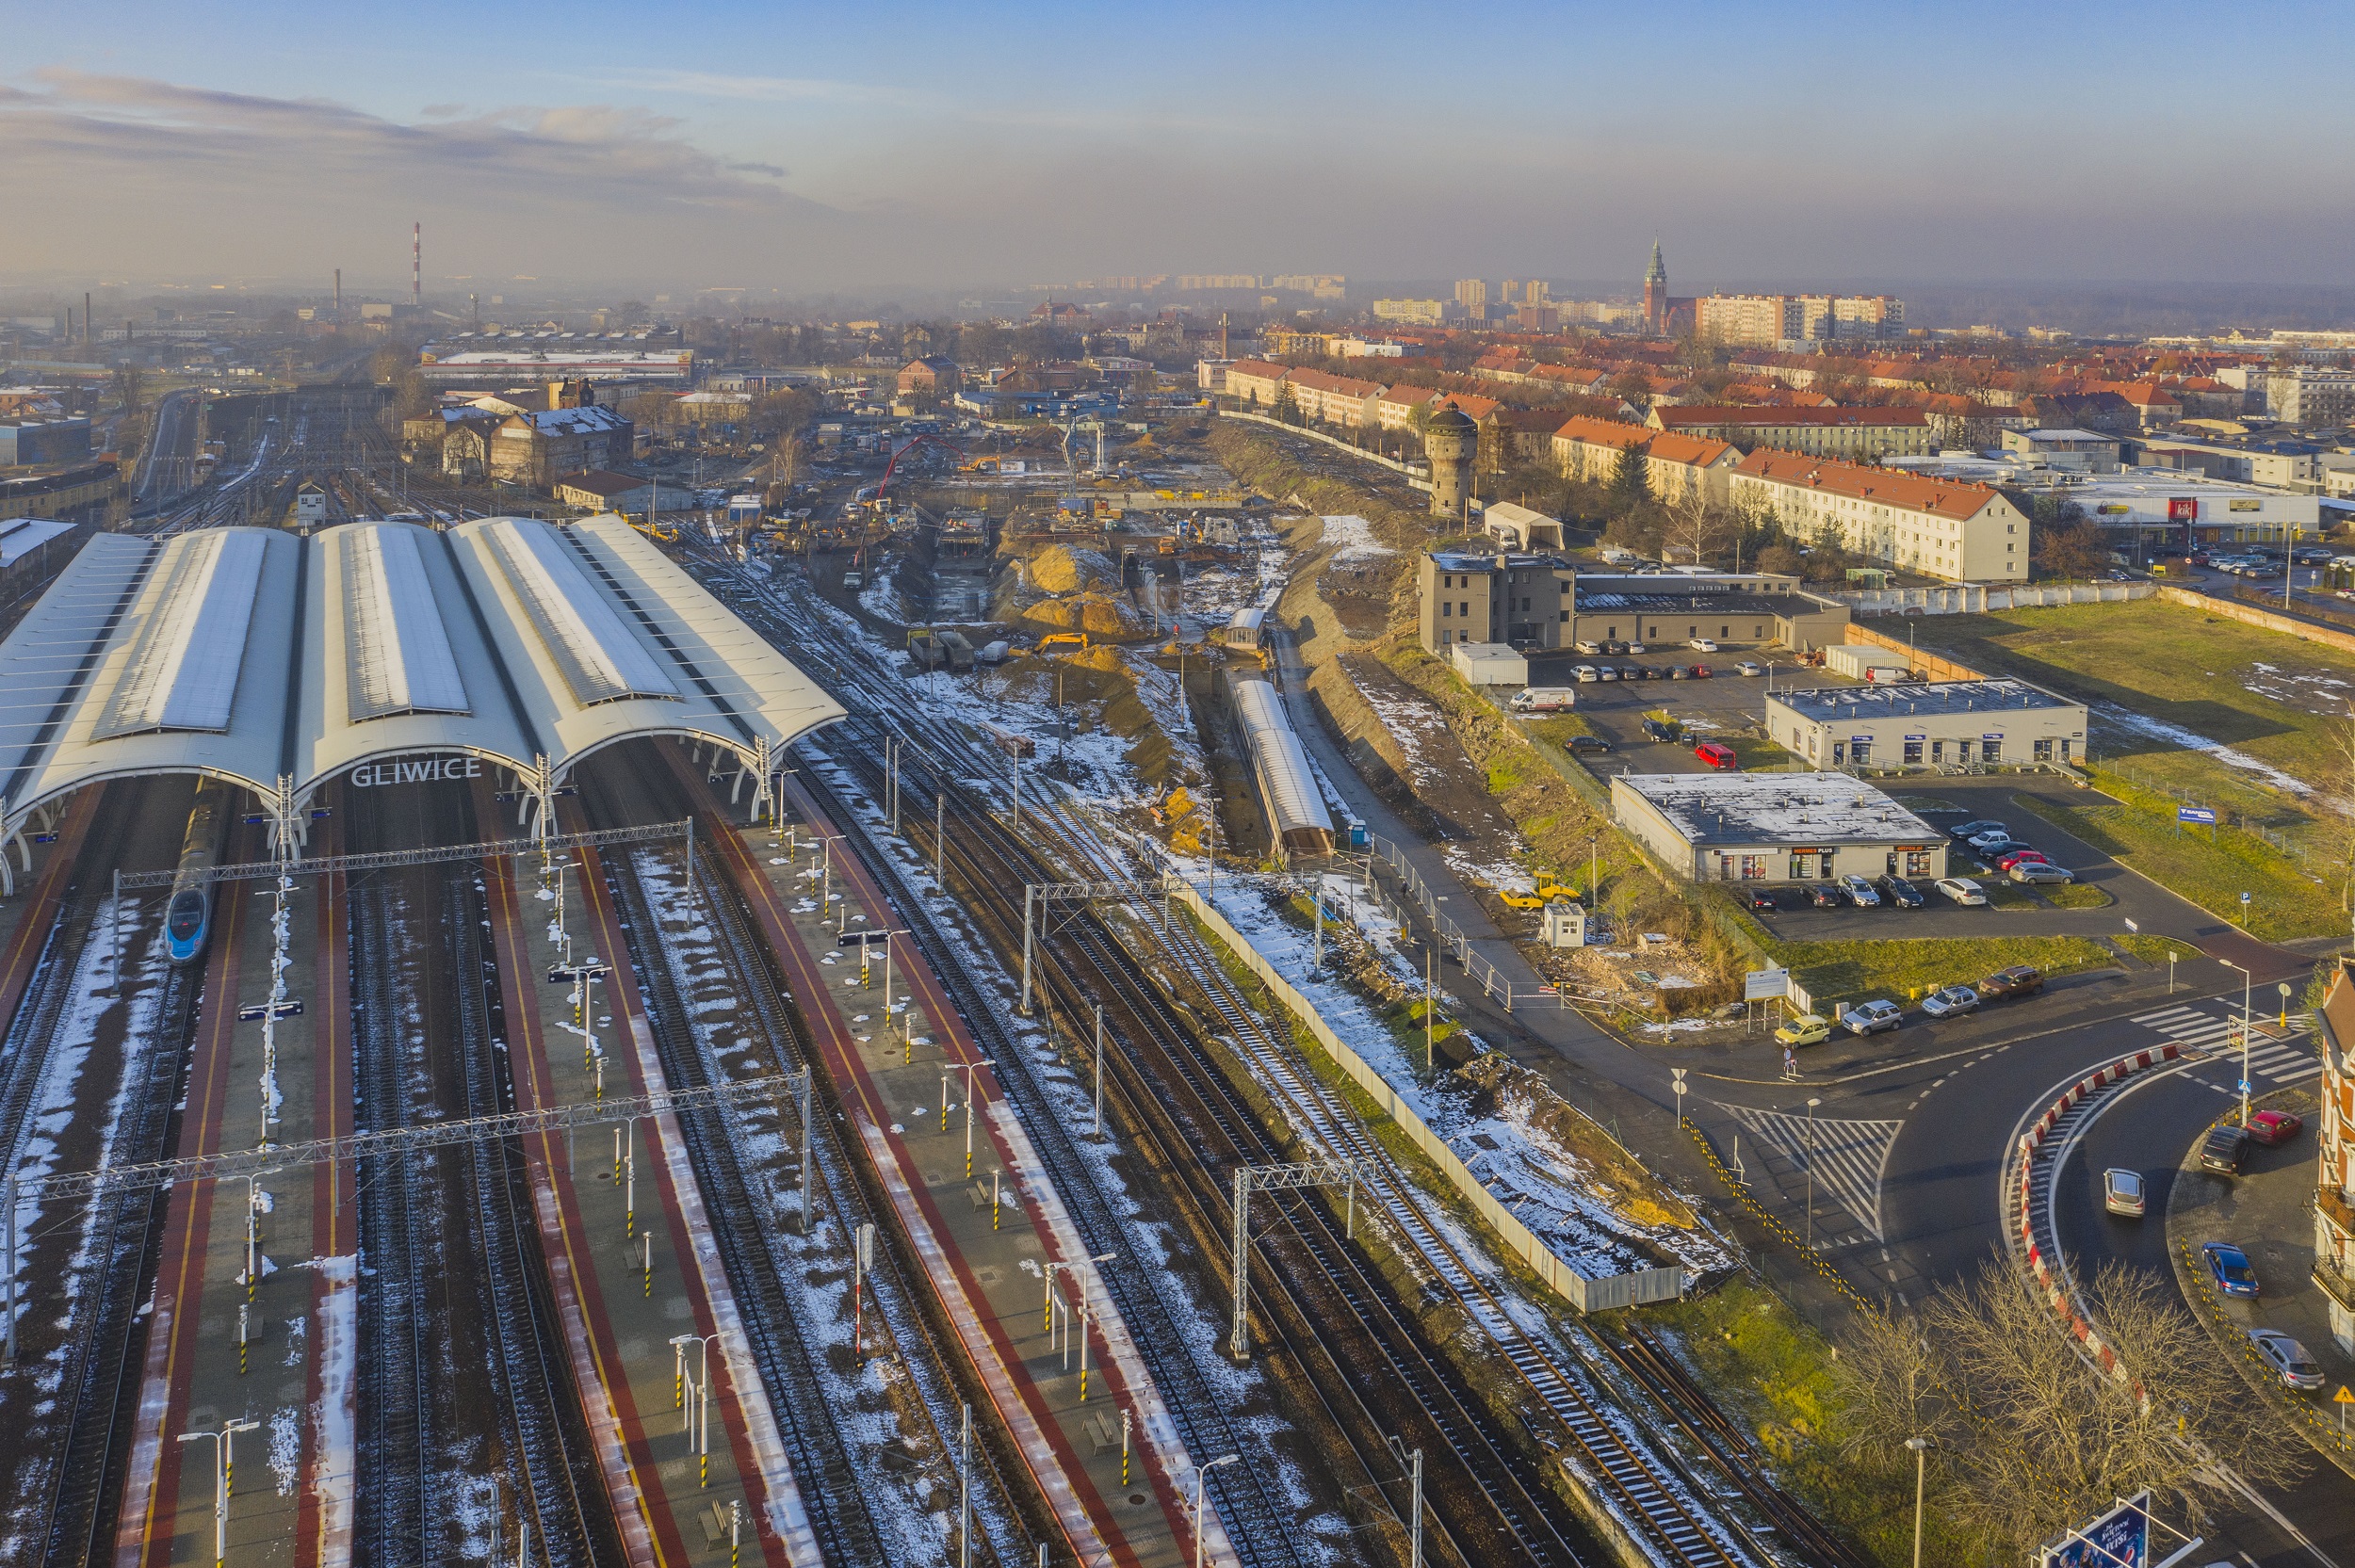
[1645,238,1666,285]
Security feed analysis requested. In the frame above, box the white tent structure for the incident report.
[0,516,843,887]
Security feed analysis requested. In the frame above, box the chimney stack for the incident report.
[333,267,342,320]
[412,221,421,309]
[84,291,91,348]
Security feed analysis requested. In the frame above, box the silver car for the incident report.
[1921,984,1979,1018]
[2102,1168,2145,1218]
[1841,874,1881,907]
[2250,1329,2325,1391]
[1841,999,1903,1035]
[1935,877,1989,906]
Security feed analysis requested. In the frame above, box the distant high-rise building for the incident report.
[1454,278,1488,315]
[1692,293,1907,347]
[1643,241,1667,335]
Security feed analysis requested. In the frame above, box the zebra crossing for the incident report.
[1720,1105,1905,1242]
[2129,1002,2319,1086]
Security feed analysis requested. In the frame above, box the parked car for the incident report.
[1667,665,1690,680]
[1775,1012,1834,1047]
[2102,1168,2145,1218]
[1977,965,2045,1000]
[1840,874,1881,907]
[1949,818,2007,842]
[1602,639,1628,655]
[1841,999,1904,1035]
[1596,665,1619,681]
[1625,641,1648,655]
[1641,718,1681,742]
[1921,984,1980,1018]
[2251,1329,2325,1390]
[1575,639,1605,655]
[1747,888,1780,912]
[1616,665,1641,682]
[1807,883,1842,908]
[1967,829,2018,851]
[1572,665,1600,683]
[1567,735,1612,753]
[2202,1240,2260,1298]
[1876,875,1925,908]
[1688,638,1719,653]
[2199,1123,2249,1175]
[1972,840,2036,865]
[1994,849,2050,871]
[2010,862,2075,885]
[1694,740,1737,770]
[1632,664,1659,680]
[1688,664,1713,678]
[2247,1108,2305,1146]
[1935,877,1989,906]
[1734,660,1766,676]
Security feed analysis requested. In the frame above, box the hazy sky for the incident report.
[5,0,2351,299]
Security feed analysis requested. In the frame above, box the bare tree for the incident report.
[1662,486,1730,567]
[2311,702,2355,910]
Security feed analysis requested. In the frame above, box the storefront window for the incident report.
[1904,740,1923,764]
[1741,855,1766,880]
[1983,739,2002,763]
[1790,853,1815,879]
[1906,850,1933,876]
[2033,737,2053,761]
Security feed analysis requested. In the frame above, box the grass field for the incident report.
[2009,789,2337,941]
[2040,881,2114,910]
[1767,932,2114,1006]
[1910,599,2352,830]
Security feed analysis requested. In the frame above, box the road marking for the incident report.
[1720,1105,1905,1241]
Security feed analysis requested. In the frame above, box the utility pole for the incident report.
[1093,1004,1105,1139]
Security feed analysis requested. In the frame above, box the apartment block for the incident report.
[1730,449,2027,581]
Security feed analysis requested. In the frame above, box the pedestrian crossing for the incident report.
[1720,1105,1905,1242]
[2128,1002,2320,1086]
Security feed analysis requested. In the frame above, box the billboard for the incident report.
[2040,1493,2151,1568]
[2168,497,2199,522]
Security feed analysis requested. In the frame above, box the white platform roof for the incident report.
[0,516,844,832]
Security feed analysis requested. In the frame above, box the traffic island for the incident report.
[2164,1084,2355,1473]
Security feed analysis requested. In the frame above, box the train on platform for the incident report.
[165,777,230,964]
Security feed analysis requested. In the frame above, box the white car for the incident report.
[1687,638,1719,653]
[1595,665,1619,681]
[1572,664,1600,683]
[2250,1329,2325,1391]
[2102,1168,2145,1218]
[1734,660,1766,676]
[1921,984,1980,1018]
[1841,999,1903,1035]
[1625,641,1647,655]
[1935,877,1988,906]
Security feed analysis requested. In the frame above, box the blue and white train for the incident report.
[165,777,229,965]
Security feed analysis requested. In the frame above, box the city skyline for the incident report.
[5,0,2354,294]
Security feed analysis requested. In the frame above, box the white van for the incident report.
[1510,687,1578,713]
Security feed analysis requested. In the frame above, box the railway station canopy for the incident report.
[0,517,845,839]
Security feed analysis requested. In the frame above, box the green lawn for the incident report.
[1910,600,2351,830]
[2040,881,2114,910]
[1768,932,2115,1007]
[2010,790,2338,942]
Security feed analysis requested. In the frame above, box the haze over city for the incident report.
[7,0,2355,308]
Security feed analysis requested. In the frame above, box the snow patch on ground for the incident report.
[2095,701,2313,794]
[1320,514,1393,564]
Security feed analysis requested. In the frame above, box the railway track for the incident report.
[582,737,1045,1567]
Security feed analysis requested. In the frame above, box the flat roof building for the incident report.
[1419,549,1572,652]
[1611,772,1948,885]
[1766,677,2087,772]
[0,418,92,468]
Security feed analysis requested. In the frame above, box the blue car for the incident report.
[2203,1241,2260,1299]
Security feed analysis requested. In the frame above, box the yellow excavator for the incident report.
[1493,874,1581,910]
[1037,632,1092,653]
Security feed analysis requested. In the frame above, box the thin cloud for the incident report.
[594,68,910,107]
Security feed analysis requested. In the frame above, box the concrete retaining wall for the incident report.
[1838,581,2155,615]
[1217,410,1436,493]
[1839,621,1989,684]
[1173,880,1684,1313]
[2156,585,2355,658]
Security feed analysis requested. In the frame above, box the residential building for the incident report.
[2310,959,2355,1354]
[1564,572,1850,653]
[1650,405,1934,460]
[417,347,692,383]
[1178,274,1260,291]
[2000,428,2122,473]
[553,469,674,515]
[1551,416,1742,507]
[1220,359,1291,411]
[1286,367,1388,430]
[1417,548,1572,651]
[1730,449,2028,581]
[1766,678,2088,772]
[1195,359,1233,393]
[1454,279,1488,319]
[2259,367,2355,428]
[1609,773,1948,886]
[1372,299,1451,326]
[488,404,635,487]
[896,356,962,396]
[0,418,92,467]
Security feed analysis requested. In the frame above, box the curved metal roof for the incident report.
[0,516,844,834]
[1230,675,1330,851]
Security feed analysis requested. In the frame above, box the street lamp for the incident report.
[1904,1436,1931,1568]
[1804,1096,1823,1250]
[178,1416,260,1568]
[1189,1452,1241,1568]
[2221,959,2253,1126]
[670,1332,723,1488]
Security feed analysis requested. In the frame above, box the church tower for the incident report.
[1643,239,1667,336]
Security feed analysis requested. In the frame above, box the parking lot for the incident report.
[1527,649,1867,775]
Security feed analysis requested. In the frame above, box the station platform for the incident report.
[113,819,331,1568]
[487,788,819,1568]
[707,768,1225,1568]
[0,788,98,1035]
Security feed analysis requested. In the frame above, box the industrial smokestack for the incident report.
[412,222,421,308]
[84,291,90,348]
[334,267,342,319]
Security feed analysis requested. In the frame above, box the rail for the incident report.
[119,819,691,889]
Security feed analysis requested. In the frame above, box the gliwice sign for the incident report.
[351,756,485,788]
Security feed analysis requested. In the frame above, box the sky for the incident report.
[4,1,2352,302]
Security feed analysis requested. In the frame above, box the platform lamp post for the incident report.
[957,1059,998,1180]
[1188,1453,1240,1568]
[1076,1251,1116,1401]
[671,1331,723,1488]
[178,1416,258,1568]
[1904,1436,1930,1568]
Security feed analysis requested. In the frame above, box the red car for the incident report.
[1694,740,1737,770]
[1688,664,1713,678]
[1995,849,2050,872]
[2247,1109,2304,1146]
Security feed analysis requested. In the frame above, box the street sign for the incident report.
[2335,1385,2352,1403]
[1745,966,1790,1001]
[2177,806,2217,825]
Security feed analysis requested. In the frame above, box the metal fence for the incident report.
[2097,763,2314,866]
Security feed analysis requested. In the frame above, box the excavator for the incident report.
[1492,874,1582,910]
[1037,632,1092,653]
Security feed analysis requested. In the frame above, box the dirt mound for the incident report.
[1455,1052,1697,1230]
[1021,592,1148,640]
[1027,544,1117,595]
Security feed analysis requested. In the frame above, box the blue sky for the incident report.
[5,1,2349,296]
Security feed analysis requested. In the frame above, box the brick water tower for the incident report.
[1424,401,1476,521]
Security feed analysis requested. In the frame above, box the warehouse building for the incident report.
[1611,773,1948,885]
[1566,572,1850,653]
[1766,678,2087,771]
[0,417,93,467]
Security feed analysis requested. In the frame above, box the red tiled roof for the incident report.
[1551,415,1649,448]
[1734,448,1999,520]
[1656,405,1928,428]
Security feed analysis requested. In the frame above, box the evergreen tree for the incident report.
[1607,443,1649,510]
